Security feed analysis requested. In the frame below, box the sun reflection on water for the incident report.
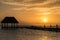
[38,36,52,40]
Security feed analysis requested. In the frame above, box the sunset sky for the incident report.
[0,0,60,25]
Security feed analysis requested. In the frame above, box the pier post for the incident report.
[3,23,5,27]
[14,23,15,27]
[56,24,58,28]
[44,25,46,28]
[6,23,8,27]
[50,24,52,28]
[2,23,3,27]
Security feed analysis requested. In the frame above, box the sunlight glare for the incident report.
[43,18,48,23]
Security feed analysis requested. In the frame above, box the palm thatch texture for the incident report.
[1,17,19,28]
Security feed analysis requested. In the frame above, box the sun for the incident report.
[40,17,48,23]
[43,18,48,23]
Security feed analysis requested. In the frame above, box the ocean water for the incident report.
[0,28,60,40]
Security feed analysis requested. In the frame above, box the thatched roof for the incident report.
[1,17,19,23]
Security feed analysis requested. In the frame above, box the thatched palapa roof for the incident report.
[1,17,19,23]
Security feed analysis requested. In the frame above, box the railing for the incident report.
[0,23,60,29]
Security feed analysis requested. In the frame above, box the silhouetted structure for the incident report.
[1,17,19,28]
[56,24,58,28]
[50,24,52,28]
[44,24,46,28]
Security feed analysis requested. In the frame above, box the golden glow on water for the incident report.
[39,36,52,40]
[42,36,48,40]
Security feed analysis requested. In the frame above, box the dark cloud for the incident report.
[44,0,60,7]
[55,0,60,6]
[14,0,24,2]
[1,0,47,4]
[0,2,9,12]
[26,0,47,4]
[2,0,24,2]
[0,0,60,11]
[1,0,60,8]
[29,0,60,8]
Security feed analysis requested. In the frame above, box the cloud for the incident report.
[0,0,60,14]
[1,0,60,8]
[25,0,47,4]
[0,0,47,8]
[1,0,47,3]
[50,7,60,15]
[44,0,60,7]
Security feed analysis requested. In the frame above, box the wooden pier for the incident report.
[0,17,60,32]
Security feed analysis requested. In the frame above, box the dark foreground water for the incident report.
[0,28,60,40]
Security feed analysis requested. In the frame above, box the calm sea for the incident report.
[0,28,60,40]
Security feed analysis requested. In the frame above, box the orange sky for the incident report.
[0,0,60,26]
